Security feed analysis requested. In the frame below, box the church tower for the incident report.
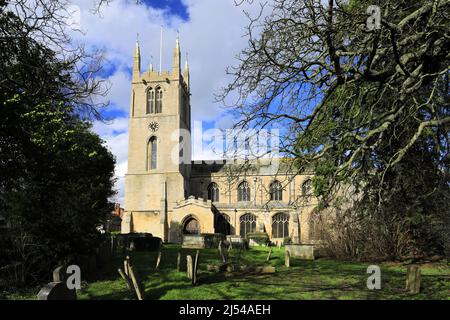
[123,36,191,241]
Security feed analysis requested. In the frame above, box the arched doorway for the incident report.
[183,217,200,234]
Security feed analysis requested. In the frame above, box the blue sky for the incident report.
[69,0,268,204]
[140,0,190,20]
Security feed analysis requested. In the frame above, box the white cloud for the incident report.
[71,0,268,205]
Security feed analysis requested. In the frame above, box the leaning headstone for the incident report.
[285,250,290,268]
[266,248,273,262]
[218,241,226,263]
[128,265,144,300]
[124,256,132,277]
[406,265,421,294]
[37,282,76,300]
[186,255,193,280]
[155,250,162,271]
[118,268,133,291]
[176,251,181,272]
[255,266,276,274]
[52,266,68,283]
[192,250,199,285]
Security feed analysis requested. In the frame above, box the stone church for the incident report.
[122,38,319,244]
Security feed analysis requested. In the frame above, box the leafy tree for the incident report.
[0,0,115,286]
[222,0,449,259]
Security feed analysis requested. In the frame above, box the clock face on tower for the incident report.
[148,121,159,132]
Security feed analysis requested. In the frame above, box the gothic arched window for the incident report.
[302,179,313,196]
[269,180,283,201]
[272,212,289,238]
[155,87,163,113]
[237,181,250,202]
[146,88,155,114]
[240,213,256,237]
[207,182,219,202]
[148,136,157,170]
[309,212,324,241]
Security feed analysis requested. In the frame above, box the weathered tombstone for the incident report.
[176,251,181,272]
[266,248,273,262]
[278,241,282,249]
[255,266,276,274]
[405,265,421,294]
[285,250,290,267]
[285,244,314,260]
[218,241,226,263]
[124,256,131,277]
[52,266,67,283]
[118,268,133,291]
[186,255,193,279]
[192,250,199,285]
[37,282,77,300]
[155,250,162,271]
[128,265,144,300]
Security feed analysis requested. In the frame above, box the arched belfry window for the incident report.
[269,180,283,201]
[237,181,250,202]
[148,136,157,170]
[240,213,256,237]
[155,87,163,113]
[272,213,289,238]
[207,182,219,202]
[146,88,155,114]
[302,179,313,196]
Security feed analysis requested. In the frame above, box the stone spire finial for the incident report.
[133,35,141,81]
[173,32,181,77]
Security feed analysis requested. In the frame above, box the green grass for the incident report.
[2,245,448,300]
[75,244,449,300]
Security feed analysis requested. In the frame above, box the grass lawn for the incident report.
[2,244,447,300]
[73,244,449,300]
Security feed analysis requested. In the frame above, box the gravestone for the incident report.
[218,241,226,263]
[192,250,199,285]
[128,264,144,300]
[266,248,273,262]
[155,250,162,271]
[37,282,77,300]
[406,265,421,294]
[285,244,314,260]
[186,255,193,280]
[285,250,290,267]
[52,266,68,283]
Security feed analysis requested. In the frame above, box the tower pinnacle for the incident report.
[133,38,141,81]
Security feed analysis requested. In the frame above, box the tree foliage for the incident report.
[0,0,115,286]
[222,0,449,259]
